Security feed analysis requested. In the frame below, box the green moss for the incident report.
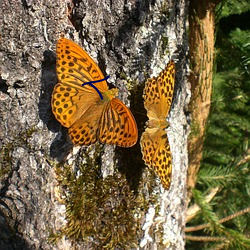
[119,71,127,80]
[119,72,138,91]
[51,151,155,248]
[25,126,38,138]
[0,126,38,178]
[159,1,170,17]
[161,35,169,57]
[0,144,12,178]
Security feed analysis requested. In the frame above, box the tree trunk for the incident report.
[0,0,189,249]
[187,0,220,203]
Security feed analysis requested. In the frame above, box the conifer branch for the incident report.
[186,187,219,222]
[185,235,227,242]
[236,149,250,168]
[186,206,250,232]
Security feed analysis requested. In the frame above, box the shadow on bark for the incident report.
[39,49,73,161]
[0,210,32,250]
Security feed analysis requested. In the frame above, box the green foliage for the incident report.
[192,189,224,233]
[197,165,239,188]
[187,2,250,249]
[218,0,250,17]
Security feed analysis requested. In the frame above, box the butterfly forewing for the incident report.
[56,38,108,91]
[143,60,175,119]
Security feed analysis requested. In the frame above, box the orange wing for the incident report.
[140,128,172,189]
[56,38,108,91]
[98,98,138,147]
[52,38,107,128]
[143,60,175,120]
[68,101,105,145]
[140,60,175,189]
[52,38,138,147]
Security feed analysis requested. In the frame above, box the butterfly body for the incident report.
[100,88,119,102]
[147,117,169,130]
[52,38,138,147]
[140,61,175,190]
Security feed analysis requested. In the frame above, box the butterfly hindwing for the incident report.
[141,128,172,190]
[98,98,138,147]
[67,100,107,145]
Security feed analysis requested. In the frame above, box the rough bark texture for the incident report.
[0,0,189,249]
[187,0,219,203]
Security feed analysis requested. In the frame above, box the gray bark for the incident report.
[0,0,189,249]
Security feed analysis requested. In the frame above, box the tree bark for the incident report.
[187,0,220,203]
[0,0,189,249]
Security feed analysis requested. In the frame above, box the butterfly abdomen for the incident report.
[147,118,169,130]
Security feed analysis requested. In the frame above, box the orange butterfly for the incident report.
[51,38,138,147]
[140,61,175,189]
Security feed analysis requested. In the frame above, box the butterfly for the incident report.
[51,38,138,147]
[140,60,175,189]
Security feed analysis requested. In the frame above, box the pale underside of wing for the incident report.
[143,60,175,120]
[140,128,172,190]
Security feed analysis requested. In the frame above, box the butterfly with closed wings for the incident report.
[140,60,175,189]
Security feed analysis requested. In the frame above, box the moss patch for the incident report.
[51,154,153,248]
[0,126,38,179]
